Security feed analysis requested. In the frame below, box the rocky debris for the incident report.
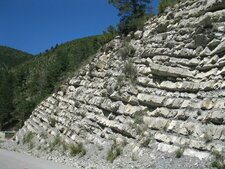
[5,0,225,168]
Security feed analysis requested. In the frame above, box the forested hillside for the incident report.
[0,46,33,68]
[0,33,115,130]
[0,47,33,130]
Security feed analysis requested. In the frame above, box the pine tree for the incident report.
[109,0,151,18]
[107,25,117,35]
[108,0,152,34]
[0,69,14,130]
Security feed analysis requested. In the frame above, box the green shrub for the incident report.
[117,15,152,35]
[118,43,135,59]
[49,134,61,151]
[211,150,225,169]
[23,132,34,144]
[212,150,223,160]
[123,60,137,84]
[211,161,225,169]
[106,146,122,163]
[49,118,56,127]
[28,142,34,149]
[158,0,181,14]
[175,148,183,158]
[52,135,61,146]
[62,142,69,152]
[70,143,86,157]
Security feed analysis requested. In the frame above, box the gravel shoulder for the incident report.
[0,140,212,169]
[0,149,76,169]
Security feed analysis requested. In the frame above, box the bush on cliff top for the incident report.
[158,0,181,14]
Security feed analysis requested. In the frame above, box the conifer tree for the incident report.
[108,0,152,34]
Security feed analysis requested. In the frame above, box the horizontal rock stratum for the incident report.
[15,0,225,165]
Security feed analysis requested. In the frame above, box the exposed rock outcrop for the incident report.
[14,0,225,166]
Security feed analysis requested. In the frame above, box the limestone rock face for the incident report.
[16,0,225,160]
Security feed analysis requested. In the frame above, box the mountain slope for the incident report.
[10,0,225,168]
[0,46,33,130]
[0,34,115,130]
[0,46,33,68]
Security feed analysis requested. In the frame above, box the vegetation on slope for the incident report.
[0,47,34,130]
[0,46,33,68]
[157,0,181,14]
[109,0,153,34]
[0,33,115,130]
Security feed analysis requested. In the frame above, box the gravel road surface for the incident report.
[0,149,76,169]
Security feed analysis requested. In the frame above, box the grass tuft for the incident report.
[123,59,137,84]
[211,150,225,169]
[175,148,183,158]
[23,132,34,144]
[106,146,122,163]
[49,134,61,152]
[70,143,86,157]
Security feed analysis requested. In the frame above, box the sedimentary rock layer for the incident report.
[16,0,225,160]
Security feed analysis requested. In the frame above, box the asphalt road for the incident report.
[0,149,76,169]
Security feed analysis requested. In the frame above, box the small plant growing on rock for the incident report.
[123,59,137,84]
[106,146,122,163]
[118,43,135,59]
[49,134,61,151]
[211,150,225,169]
[23,132,34,144]
[52,135,61,146]
[49,118,56,127]
[131,110,148,136]
[28,142,35,149]
[211,161,225,169]
[175,148,183,158]
[62,141,69,152]
[70,143,86,157]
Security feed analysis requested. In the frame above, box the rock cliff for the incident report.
[14,0,225,167]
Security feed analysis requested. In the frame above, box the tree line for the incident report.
[107,0,181,35]
[0,35,114,130]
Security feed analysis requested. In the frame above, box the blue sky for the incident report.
[0,0,161,55]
